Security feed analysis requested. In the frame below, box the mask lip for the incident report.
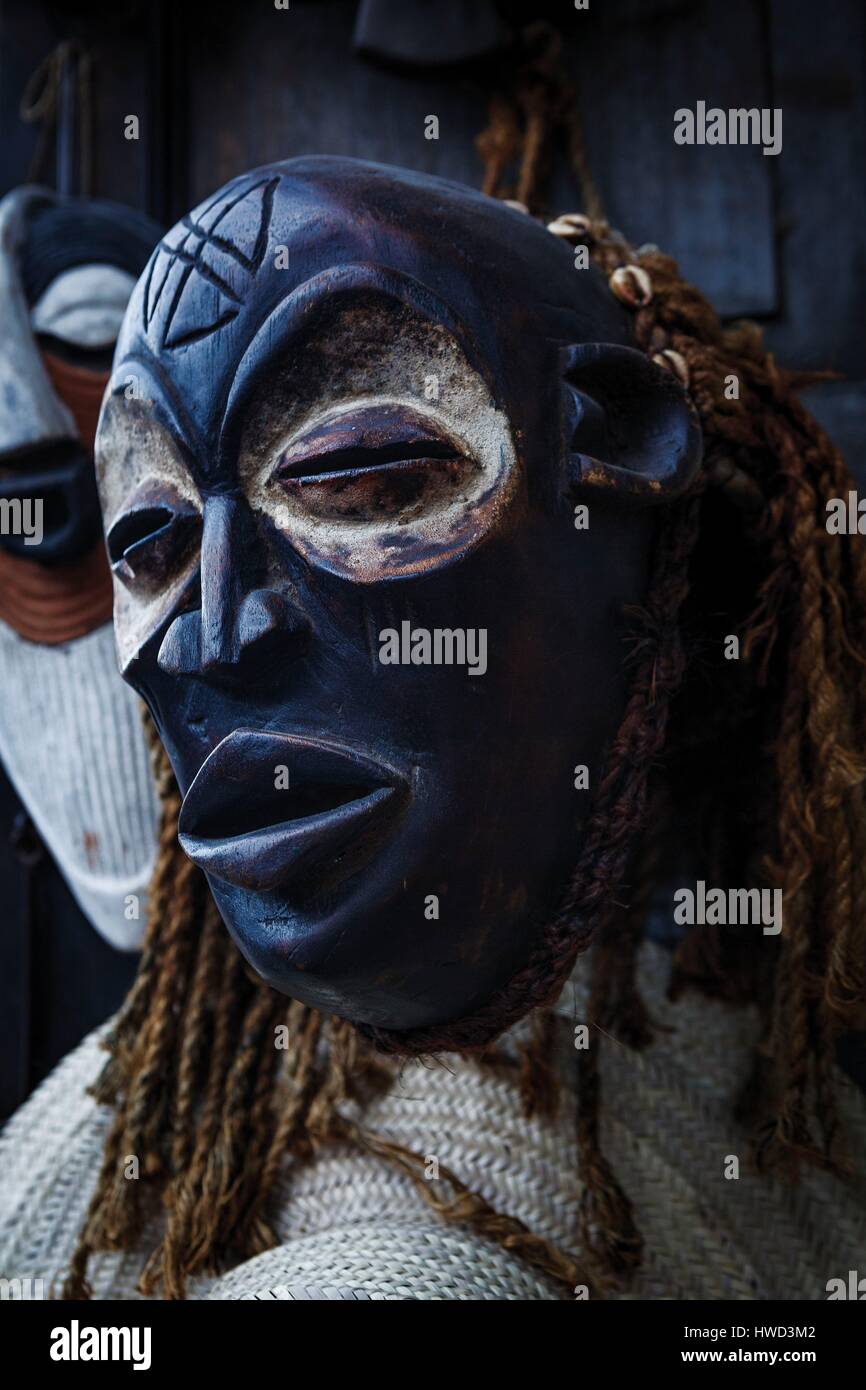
[31,263,137,349]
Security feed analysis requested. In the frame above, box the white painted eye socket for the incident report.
[279,450,477,523]
[272,401,478,524]
[256,395,517,582]
[96,394,203,672]
[31,264,136,349]
[236,296,522,582]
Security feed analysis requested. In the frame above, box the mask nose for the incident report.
[157,494,310,680]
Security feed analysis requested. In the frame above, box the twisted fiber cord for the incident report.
[362,213,866,1268]
[518,1008,561,1121]
[475,21,604,220]
[574,493,705,1281]
[129,905,234,1295]
[131,856,202,1159]
[756,604,815,1174]
[65,725,582,1299]
[588,217,866,1165]
[168,901,225,1176]
[63,89,866,1295]
[819,478,866,1029]
[314,1111,602,1298]
[96,847,202,1257]
[141,985,285,1298]
[633,242,866,1171]
[513,24,563,213]
[561,98,604,225]
[748,383,866,1173]
[475,24,550,210]
[259,1004,330,1186]
[594,792,669,1059]
[142,940,248,1293]
[578,904,646,1282]
[836,801,866,1012]
[813,994,847,1167]
[477,91,522,201]
[220,991,312,1244]
[92,713,184,1107]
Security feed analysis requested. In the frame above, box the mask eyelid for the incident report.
[276,436,461,483]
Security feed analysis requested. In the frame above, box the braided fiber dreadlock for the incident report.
[64,23,866,1299]
[456,18,866,1274]
[63,725,598,1300]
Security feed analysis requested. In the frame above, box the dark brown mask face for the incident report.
[96,157,700,1034]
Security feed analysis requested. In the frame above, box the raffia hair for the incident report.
[64,217,866,1296]
[64,21,866,1297]
[63,720,594,1300]
[361,211,866,1269]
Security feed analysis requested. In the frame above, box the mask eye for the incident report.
[273,404,478,524]
[107,485,201,589]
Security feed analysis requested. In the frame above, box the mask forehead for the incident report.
[113,157,632,470]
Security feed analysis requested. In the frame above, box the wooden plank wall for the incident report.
[0,0,862,460]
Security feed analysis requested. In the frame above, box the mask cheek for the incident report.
[96,398,203,673]
[113,556,200,676]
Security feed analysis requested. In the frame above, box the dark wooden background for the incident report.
[1,0,864,1110]
[1,0,863,463]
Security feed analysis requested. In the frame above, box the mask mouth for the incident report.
[178,728,408,895]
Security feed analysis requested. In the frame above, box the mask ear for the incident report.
[561,343,702,502]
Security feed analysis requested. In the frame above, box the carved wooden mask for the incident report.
[0,188,159,571]
[96,158,700,1032]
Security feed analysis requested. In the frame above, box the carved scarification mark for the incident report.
[183,176,277,275]
[165,307,240,347]
[143,229,188,330]
[142,177,279,350]
[167,245,242,304]
[141,254,157,330]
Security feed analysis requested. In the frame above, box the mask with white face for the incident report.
[0,186,162,950]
